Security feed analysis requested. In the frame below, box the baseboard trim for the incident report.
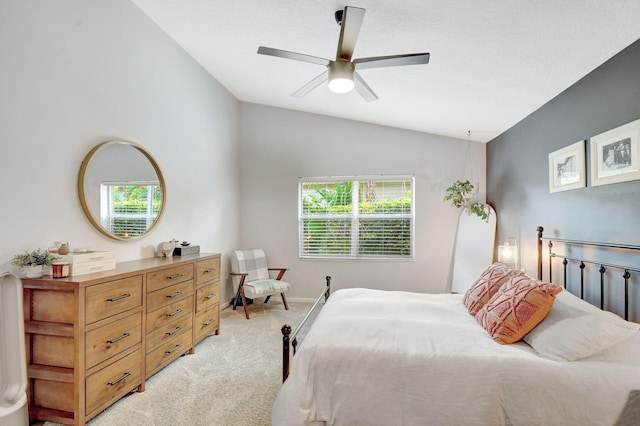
[286,297,317,303]
[222,296,316,308]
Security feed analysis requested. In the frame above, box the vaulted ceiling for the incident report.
[131,1,640,142]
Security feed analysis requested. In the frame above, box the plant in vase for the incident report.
[444,179,490,221]
[11,249,61,278]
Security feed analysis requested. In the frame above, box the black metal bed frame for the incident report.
[279,228,639,382]
[281,275,331,382]
[537,226,640,321]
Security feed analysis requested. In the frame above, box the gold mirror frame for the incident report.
[78,140,166,241]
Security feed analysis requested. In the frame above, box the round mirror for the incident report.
[78,140,166,241]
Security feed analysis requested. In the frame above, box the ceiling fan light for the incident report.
[328,77,354,93]
[328,60,355,93]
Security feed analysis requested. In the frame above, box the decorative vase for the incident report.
[58,243,70,255]
[25,265,44,278]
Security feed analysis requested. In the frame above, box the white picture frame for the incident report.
[590,118,640,187]
[548,140,586,193]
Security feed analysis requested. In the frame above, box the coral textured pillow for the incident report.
[463,263,521,316]
[475,275,563,344]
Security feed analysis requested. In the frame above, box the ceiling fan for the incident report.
[257,6,430,102]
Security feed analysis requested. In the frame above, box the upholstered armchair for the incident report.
[230,249,291,319]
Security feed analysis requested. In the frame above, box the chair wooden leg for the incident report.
[264,295,271,304]
[281,293,289,310]
[232,286,241,310]
[239,287,250,320]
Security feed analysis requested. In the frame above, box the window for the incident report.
[299,176,414,259]
[100,182,161,238]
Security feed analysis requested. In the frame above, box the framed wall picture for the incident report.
[548,140,586,193]
[590,118,640,187]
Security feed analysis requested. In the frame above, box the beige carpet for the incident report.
[43,300,311,426]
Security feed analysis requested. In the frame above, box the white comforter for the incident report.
[272,288,640,426]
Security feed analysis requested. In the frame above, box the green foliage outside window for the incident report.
[108,185,161,236]
[301,180,412,257]
[112,185,161,214]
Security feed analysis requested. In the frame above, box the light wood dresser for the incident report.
[21,253,221,426]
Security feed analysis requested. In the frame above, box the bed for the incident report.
[272,227,640,425]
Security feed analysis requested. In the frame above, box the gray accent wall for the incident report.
[487,38,640,319]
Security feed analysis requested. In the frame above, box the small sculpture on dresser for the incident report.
[161,240,175,258]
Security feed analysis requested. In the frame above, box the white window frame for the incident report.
[298,175,415,260]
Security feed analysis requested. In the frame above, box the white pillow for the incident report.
[523,290,639,361]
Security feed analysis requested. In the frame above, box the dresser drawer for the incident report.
[85,276,143,324]
[145,330,192,377]
[85,348,142,416]
[146,296,193,332]
[145,311,192,353]
[147,263,194,293]
[196,281,220,313]
[196,257,220,285]
[195,306,219,343]
[147,280,194,313]
[85,312,142,369]
[71,259,116,277]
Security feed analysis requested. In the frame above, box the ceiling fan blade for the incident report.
[336,6,366,61]
[257,46,330,66]
[354,72,378,102]
[292,70,329,98]
[354,53,430,70]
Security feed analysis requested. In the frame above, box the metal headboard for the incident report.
[537,226,640,321]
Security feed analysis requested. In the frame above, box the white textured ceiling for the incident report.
[131,0,640,143]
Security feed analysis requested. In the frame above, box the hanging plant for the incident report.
[444,180,490,221]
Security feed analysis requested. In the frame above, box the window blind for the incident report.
[100,183,161,238]
[299,176,414,259]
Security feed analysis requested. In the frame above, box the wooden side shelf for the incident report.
[25,321,74,337]
[28,364,74,382]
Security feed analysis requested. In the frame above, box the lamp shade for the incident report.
[328,60,355,93]
[498,237,518,269]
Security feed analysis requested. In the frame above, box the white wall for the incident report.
[0,1,241,302]
[0,1,486,305]
[238,103,486,298]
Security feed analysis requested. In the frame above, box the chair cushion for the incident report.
[243,279,291,299]
[233,249,270,282]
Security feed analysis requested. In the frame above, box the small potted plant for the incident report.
[11,249,60,278]
[444,180,490,221]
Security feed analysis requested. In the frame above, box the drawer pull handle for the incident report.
[167,273,184,280]
[107,293,131,302]
[204,268,216,273]
[107,372,131,386]
[203,319,216,326]
[165,344,181,354]
[106,332,131,344]
[205,293,217,300]
[166,291,183,299]
[166,326,182,336]
[166,308,183,317]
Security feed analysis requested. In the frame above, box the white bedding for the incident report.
[272,288,640,426]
